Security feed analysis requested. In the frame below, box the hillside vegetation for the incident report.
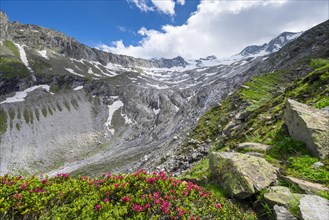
[182,58,329,218]
[0,170,256,219]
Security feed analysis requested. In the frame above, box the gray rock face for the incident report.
[0,11,9,39]
[299,195,329,220]
[274,205,297,220]
[209,152,277,199]
[284,99,329,159]
[0,90,108,175]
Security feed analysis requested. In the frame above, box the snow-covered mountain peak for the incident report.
[239,31,303,57]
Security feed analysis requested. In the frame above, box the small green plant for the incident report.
[314,96,329,109]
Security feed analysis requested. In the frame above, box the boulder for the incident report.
[273,205,297,220]
[237,142,273,153]
[299,195,329,220]
[284,99,329,159]
[264,192,304,207]
[209,152,277,199]
[283,176,329,194]
[264,186,305,208]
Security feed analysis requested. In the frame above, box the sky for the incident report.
[1,0,328,59]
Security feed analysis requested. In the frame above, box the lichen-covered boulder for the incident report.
[264,192,304,207]
[299,195,329,220]
[209,152,277,199]
[284,99,329,159]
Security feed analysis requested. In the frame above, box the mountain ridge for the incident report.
[0,9,328,177]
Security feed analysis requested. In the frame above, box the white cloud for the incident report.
[128,0,185,15]
[129,0,153,12]
[103,0,329,59]
[151,0,175,16]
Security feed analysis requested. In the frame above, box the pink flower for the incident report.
[154,199,161,204]
[122,196,131,203]
[19,182,29,190]
[95,204,101,211]
[153,192,159,198]
[132,204,143,212]
[41,179,48,184]
[182,190,188,196]
[146,177,156,184]
[215,203,221,209]
[104,198,109,203]
[179,208,185,217]
[114,183,120,188]
[144,203,151,209]
[105,191,109,196]
[161,201,170,212]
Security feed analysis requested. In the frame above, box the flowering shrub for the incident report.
[0,170,255,219]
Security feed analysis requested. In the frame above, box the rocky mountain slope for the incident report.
[0,10,327,178]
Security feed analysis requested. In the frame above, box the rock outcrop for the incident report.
[209,152,277,199]
[284,99,329,159]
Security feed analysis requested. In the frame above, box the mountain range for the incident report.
[0,10,328,177]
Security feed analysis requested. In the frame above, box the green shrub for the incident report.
[310,58,329,69]
[0,171,256,219]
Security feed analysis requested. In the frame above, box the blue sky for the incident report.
[1,0,198,47]
[1,1,328,59]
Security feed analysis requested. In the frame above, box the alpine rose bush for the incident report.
[0,170,255,219]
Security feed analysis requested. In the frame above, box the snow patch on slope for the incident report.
[14,43,33,72]
[73,86,83,91]
[105,100,124,129]
[65,68,85,78]
[0,85,50,104]
[37,50,49,59]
